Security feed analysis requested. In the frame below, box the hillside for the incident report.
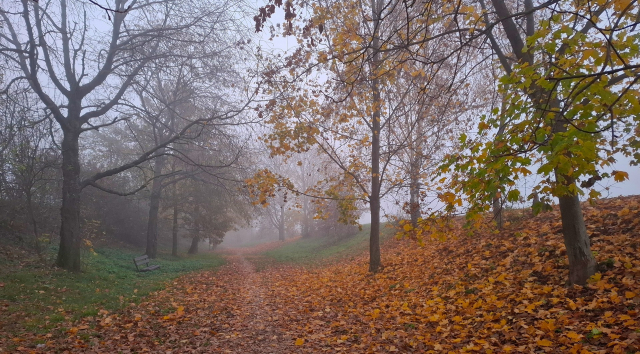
[258,195,640,352]
[3,196,639,353]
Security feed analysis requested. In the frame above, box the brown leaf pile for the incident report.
[262,196,640,353]
[6,196,640,353]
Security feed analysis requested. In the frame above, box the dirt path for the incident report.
[44,251,303,354]
[212,253,296,353]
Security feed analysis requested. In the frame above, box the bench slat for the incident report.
[134,255,149,263]
[133,255,160,272]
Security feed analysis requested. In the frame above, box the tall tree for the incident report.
[443,0,640,284]
[254,0,480,272]
[0,0,252,270]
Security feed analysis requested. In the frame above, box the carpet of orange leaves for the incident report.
[7,196,640,353]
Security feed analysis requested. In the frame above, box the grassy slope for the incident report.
[0,246,224,340]
[257,223,395,267]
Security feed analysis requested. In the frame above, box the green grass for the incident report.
[0,247,224,337]
[257,223,395,267]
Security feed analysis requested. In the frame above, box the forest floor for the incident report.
[3,196,640,353]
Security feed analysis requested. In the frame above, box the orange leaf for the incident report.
[566,331,582,342]
[537,339,553,347]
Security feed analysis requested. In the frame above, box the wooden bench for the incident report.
[133,255,161,272]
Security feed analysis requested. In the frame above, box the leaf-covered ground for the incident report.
[4,196,640,353]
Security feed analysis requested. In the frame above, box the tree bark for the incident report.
[552,107,596,285]
[302,198,311,238]
[145,154,166,258]
[278,204,285,241]
[368,0,383,273]
[409,163,421,229]
[369,194,381,272]
[188,204,200,254]
[188,233,199,254]
[492,196,503,230]
[558,190,596,285]
[56,130,82,271]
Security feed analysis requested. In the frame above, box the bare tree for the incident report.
[0,86,60,255]
[0,0,253,270]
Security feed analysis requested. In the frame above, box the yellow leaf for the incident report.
[625,291,636,299]
[295,338,305,346]
[566,331,582,342]
[618,208,630,217]
[583,48,598,59]
[613,170,629,182]
[67,327,78,335]
[588,273,602,283]
[567,300,577,310]
[403,224,413,232]
[613,0,632,11]
[537,339,553,347]
[371,309,381,319]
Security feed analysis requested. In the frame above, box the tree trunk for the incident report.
[369,195,381,272]
[492,196,503,230]
[492,97,508,231]
[408,116,423,229]
[188,204,200,255]
[485,0,595,285]
[145,154,166,258]
[537,96,596,285]
[531,191,540,215]
[278,204,285,241]
[551,101,596,285]
[188,233,199,254]
[409,165,421,229]
[56,130,82,271]
[368,0,383,273]
[172,189,179,257]
[302,198,311,238]
[558,191,596,285]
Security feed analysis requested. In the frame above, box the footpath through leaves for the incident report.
[4,197,640,353]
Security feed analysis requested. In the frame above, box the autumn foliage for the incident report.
[4,196,640,353]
